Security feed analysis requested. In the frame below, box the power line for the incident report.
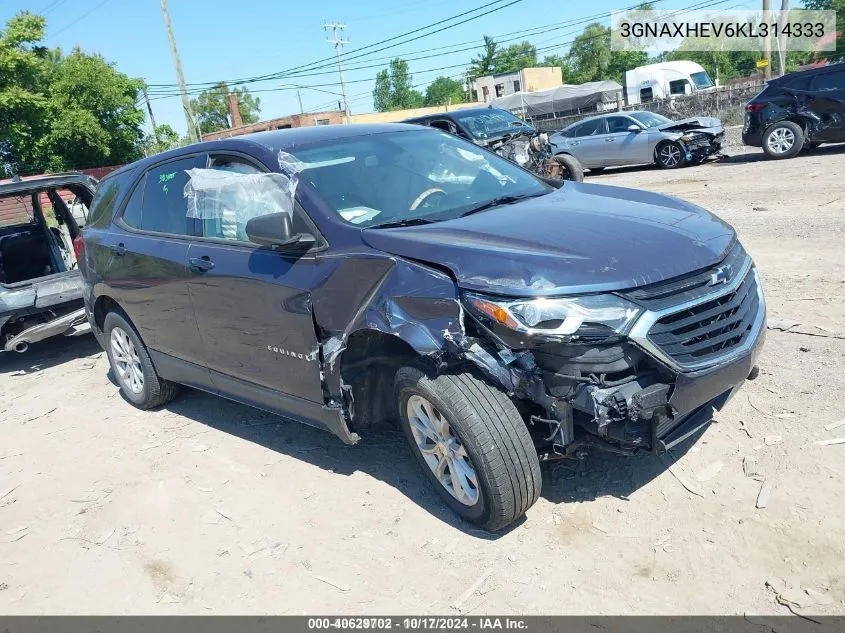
[303,0,739,111]
[144,0,519,90]
[48,0,113,41]
[146,0,736,109]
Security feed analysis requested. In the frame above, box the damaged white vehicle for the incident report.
[0,175,94,353]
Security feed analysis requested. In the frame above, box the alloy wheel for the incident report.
[767,127,795,154]
[659,143,682,167]
[406,394,480,507]
[110,326,144,394]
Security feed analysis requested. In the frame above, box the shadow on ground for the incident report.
[156,386,705,537]
[714,143,845,165]
[0,334,101,375]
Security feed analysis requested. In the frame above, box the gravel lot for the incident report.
[1,142,844,615]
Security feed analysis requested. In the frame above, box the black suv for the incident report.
[79,124,765,530]
[743,63,845,159]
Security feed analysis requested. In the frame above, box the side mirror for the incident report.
[245,212,315,253]
[628,125,642,133]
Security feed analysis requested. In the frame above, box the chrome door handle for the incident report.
[188,256,215,273]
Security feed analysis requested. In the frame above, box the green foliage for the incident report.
[189,82,261,134]
[372,58,425,112]
[469,38,538,78]
[143,124,182,156]
[424,76,466,106]
[0,11,146,177]
[803,0,845,60]
[469,35,499,78]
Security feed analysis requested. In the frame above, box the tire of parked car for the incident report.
[761,120,804,159]
[103,310,179,409]
[395,362,542,531]
[550,154,584,182]
[655,140,685,169]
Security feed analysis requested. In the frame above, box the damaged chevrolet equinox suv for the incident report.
[79,124,765,530]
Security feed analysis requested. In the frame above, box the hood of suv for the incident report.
[362,182,736,297]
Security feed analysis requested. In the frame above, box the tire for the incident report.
[656,140,685,169]
[103,310,178,409]
[395,363,541,531]
[762,121,804,159]
[550,154,584,182]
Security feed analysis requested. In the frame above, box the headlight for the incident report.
[679,133,706,143]
[464,292,643,340]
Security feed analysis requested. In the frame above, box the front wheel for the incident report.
[547,154,584,182]
[762,121,804,159]
[395,364,541,531]
[656,141,685,169]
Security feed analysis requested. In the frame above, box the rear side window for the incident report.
[88,170,136,228]
[813,70,845,92]
[572,118,606,137]
[783,75,812,91]
[130,156,205,235]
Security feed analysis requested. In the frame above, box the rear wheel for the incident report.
[104,310,178,409]
[762,121,804,159]
[656,141,685,169]
[395,363,541,531]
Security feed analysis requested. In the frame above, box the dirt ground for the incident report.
[2,142,844,616]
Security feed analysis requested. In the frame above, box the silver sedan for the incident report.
[549,111,724,171]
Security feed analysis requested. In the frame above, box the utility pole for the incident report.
[762,0,772,80]
[297,89,304,114]
[142,86,158,132]
[160,0,198,143]
[777,0,789,76]
[324,22,350,121]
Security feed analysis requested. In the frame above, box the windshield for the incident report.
[690,71,715,89]
[629,112,673,128]
[289,129,551,228]
[453,109,534,139]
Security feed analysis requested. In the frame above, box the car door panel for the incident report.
[100,156,209,372]
[604,116,652,165]
[807,70,845,142]
[567,118,608,167]
[186,241,324,403]
[183,153,325,403]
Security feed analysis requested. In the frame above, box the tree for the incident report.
[469,35,499,78]
[190,82,261,134]
[494,41,537,73]
[802,0,845,61]
[371,58,425,112]
[567,23,612,83]
[424,76,466,106]
[0,11,146,176]
[143,124,181,155]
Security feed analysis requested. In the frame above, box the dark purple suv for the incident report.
[79,123,765,530]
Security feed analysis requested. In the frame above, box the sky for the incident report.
[2,0,732,136]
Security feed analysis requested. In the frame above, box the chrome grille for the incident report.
[647,268,759,367]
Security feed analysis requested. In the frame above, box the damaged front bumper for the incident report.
[463,245,766,457]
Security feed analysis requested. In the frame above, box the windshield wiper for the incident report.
[370,217,437,229]
[459,192,547,218]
